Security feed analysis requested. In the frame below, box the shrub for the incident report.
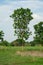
[0,40,10,46]
[10,39,25,46]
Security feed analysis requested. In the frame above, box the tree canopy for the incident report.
[34,22,43,45]
[0,30,4,42]
[10,8,33,45]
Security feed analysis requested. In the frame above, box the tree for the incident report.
[10,8,33,45]
[0,30,4,42]
[34,22,43,45]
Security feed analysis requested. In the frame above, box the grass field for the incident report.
[0,46,43,65]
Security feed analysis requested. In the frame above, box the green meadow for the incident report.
[0,46,43,65]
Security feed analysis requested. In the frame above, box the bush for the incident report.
[10,39,25,46]
[25,42,31,46]
[0,40,10,46]
[30,41,36,46]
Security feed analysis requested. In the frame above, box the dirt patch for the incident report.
[16,51,43,57]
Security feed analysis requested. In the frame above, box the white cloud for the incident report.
[32,14,43,20]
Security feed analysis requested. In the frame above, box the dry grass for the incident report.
[16,51,43,57]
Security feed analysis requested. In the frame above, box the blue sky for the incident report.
[0,0,43,42]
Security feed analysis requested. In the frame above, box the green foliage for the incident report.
[11,39,25,46]
[0,40,10,46]
[10,40,18,46]
[10,8,33,45]
[0,30,4,41]
[34,22,43,45]
[30,41,36,46]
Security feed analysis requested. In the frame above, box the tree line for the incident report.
[0,8,43,46]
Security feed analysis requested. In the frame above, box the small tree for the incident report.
[0,30,4,42]
[34,22,43,45]
[10,8,33,46]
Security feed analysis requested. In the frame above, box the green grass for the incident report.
[0,46,43,65]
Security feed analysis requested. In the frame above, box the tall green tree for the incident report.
[34,22,43,45]
[10,8,33,45]
[0,30,4,42]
